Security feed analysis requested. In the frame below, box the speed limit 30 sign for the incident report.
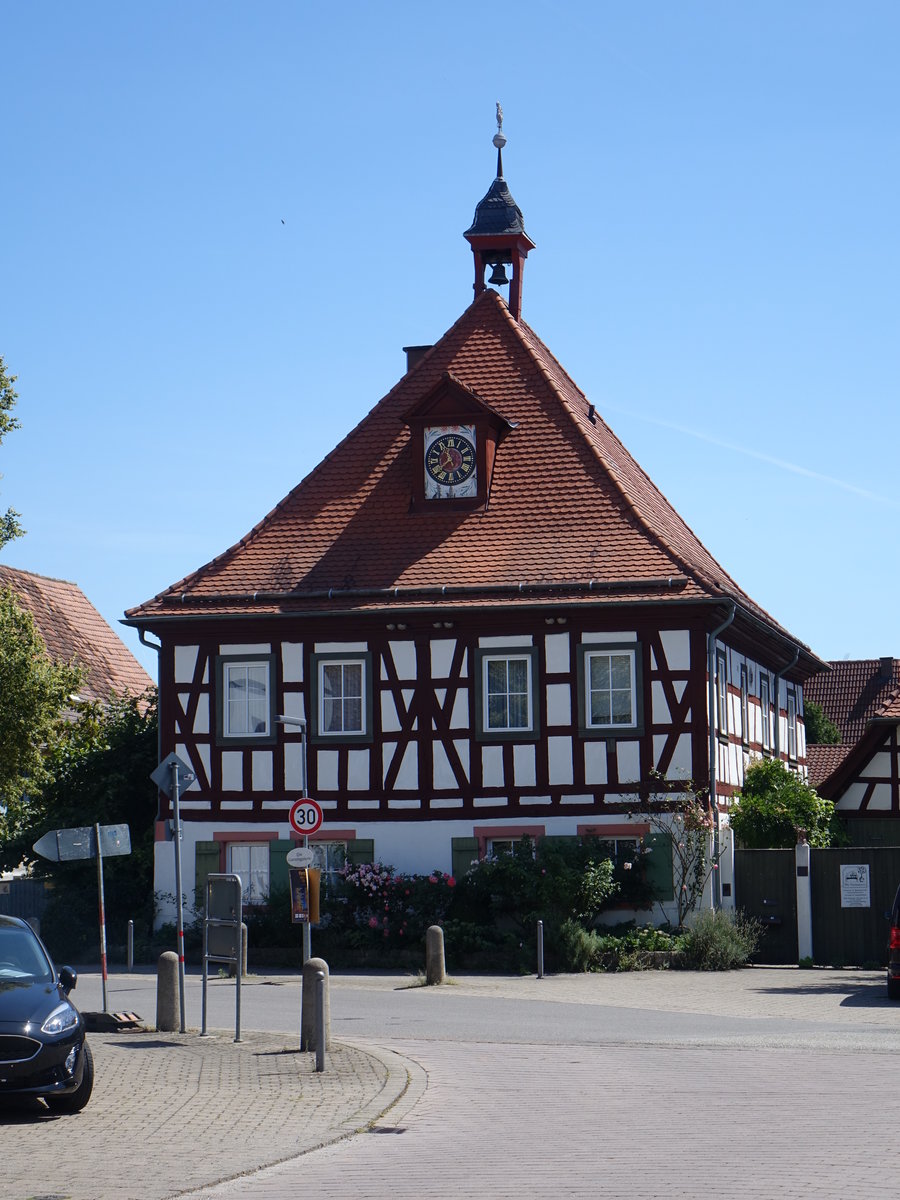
[289,798,323,836]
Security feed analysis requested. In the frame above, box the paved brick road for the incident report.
[3,1031,410,1200]
[183,1037,899,1199]
[5,969,899,1200]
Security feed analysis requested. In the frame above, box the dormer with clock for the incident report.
[404,373,514,511]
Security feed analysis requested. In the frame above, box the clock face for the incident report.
[425,433,476,486]
[424,425,478,499]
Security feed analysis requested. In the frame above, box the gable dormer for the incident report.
[403,372,515,511]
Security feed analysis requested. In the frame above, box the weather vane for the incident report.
[493,101,506,151]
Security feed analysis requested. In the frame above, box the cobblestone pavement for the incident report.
[180,1036,900,1200]
[5,968,898,1200]
[2,1030,413,1200]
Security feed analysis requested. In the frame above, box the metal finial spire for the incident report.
[492,101,507,176]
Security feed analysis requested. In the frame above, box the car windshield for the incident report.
[0,926,55,983]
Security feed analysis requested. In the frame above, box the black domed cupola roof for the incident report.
[463,104,535,323]
[465,173,529,240]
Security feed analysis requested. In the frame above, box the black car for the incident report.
[0,915,93,1111]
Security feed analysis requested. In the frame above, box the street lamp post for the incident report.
[276,714,311,963]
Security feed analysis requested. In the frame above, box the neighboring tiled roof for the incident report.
[805,659,900,745]
[806,743,854,789]
[0,565,153,703]
[125,290,820,669]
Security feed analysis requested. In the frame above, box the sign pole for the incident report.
[95,823,109,1013]
[171,760,187,1034]
[301,721,311,965]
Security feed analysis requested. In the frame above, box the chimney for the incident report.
[403,345,432,373]
[880,656,894,680]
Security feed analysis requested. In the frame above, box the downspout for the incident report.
[138,628,164,803]
[707,602,736,909]
[773,645,800,761]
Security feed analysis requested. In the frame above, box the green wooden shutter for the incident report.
[346,839,375,867]
[269,839,294,894]
[451,837,479,880]
[643,833,674,901]
[194,841,221,905]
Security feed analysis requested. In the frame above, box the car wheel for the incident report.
[46,1041,93,1113]
[887,977,900,1001]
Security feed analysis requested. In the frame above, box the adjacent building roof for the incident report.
[806,743,854,790]
[0,565,153,703]
[805,658,900,745]
[124,288,823,677]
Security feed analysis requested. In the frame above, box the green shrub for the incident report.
[559,919,684,972]
[730,759,837,848]
[678,909,760,970]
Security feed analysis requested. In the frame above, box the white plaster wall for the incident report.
[659,629,691,671]
[616,740,641,784]
[544,632,570,673]
[174,645,198,684]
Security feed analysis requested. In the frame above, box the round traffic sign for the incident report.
[289,797,323,836]
[285,846,316,869]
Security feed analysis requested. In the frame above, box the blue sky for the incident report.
[3,3,898,678]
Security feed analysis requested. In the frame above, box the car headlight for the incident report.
[41,1002,80,1035]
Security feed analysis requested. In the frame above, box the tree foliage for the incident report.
[0,587,81,835]
[629,776,724,929]
[804,699,841,745]
[0,356,23,549]
[729,758,836,848]
[9,690,159,959]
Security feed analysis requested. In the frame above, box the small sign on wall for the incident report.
[840,864,871,909]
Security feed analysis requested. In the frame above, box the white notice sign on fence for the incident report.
[840,864,871,908]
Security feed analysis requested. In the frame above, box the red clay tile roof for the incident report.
[805,659,900,744]
[0,565,153,703]
[125,290,819,667]
[806,743,855,789]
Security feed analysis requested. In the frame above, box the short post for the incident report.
[537,919,544,979]
[301,957,330,1052]
[425,925,446,985]
[127,919,134,971]
[156,951,179,1032]
[795,835,813,961]
[315,971,326,1073]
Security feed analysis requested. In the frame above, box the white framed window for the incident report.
[228,843,269,905]
[716,649,728,736]
[760,674,772,752]
[740,664,749,746]
[585,649,637,729]
[312,652,373,742]
[787,691,798,760]
[321,660,364,733]
[217,655,274,742]
[310,841,347,894]
[475,648,538,738]
[577,642,643,738]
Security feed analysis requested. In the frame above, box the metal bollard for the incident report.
[315,971,325,1073]
[537,919,544,979]
[156,951,179,1031]
[127,919,134,971]
[301,957,330,1052]
[426,925,446,984]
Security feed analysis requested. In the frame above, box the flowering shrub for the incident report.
[338,861,457,950]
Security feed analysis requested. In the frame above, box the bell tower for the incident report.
[464,104,535,322]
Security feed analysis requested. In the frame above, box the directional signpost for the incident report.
[150,752,196,1033]
[33,823,132,1012]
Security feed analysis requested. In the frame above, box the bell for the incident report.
[487,260,510,286]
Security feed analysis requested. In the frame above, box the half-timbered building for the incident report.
[125,126,825,926]
[807,658,900,842]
